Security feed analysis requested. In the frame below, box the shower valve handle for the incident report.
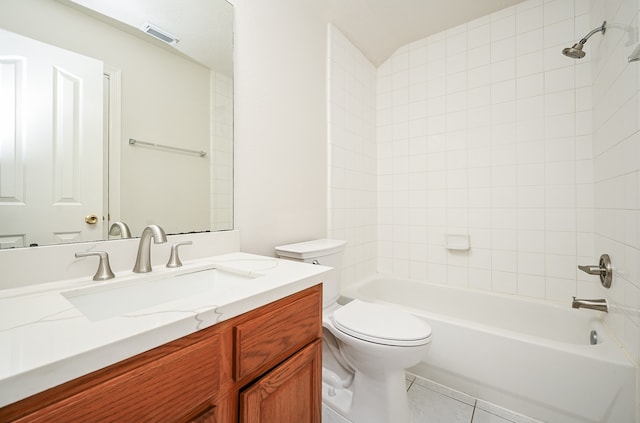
[577,265,603,275]
[578,254,612,288]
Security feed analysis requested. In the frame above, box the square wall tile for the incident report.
[492,37,517,62]
[516,28,544,55]
[492,15,516,41]
[516,50,544,77]
[517,5,543,34]
[543,18,574,48]
[469,24,491,48]
[543,0,574,25]
[492,271,518,294]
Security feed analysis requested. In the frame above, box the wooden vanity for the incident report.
[0,284,322,422]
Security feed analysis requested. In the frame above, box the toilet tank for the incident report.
[274,239,346,308]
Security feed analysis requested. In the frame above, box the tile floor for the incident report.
[322,373,543,423]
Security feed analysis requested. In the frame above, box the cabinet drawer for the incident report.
[17,334,220,423]
[234,286,321,381]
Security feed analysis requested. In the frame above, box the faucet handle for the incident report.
[75,251,115,281]
[578,254,612,288]
[166,241,193,268]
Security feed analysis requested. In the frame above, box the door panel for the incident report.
[239,340,322,423]
[0,28,103,248]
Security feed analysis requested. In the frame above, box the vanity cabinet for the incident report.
[0,284,322,423]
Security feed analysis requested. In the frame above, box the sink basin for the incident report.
[62,266,255,321]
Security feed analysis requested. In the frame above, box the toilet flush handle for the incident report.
[312,260,319,265]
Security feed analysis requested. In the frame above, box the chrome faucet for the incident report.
[109,221,132,239]
[572,297,608,313]
[133,225,167,273]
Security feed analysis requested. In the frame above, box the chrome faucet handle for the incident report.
[166,241,193,268]
[75,251,115,281]
[578,254,612,288]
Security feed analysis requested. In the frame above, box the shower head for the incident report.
[562,21,606,59]
[562,43,586,59]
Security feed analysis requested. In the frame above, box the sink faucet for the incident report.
[572,297,608,313]
[133,225,167,273]
[109,221,132,239]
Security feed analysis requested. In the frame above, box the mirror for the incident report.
[0,0,233,249]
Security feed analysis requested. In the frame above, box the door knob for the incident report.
[85,214,99,224]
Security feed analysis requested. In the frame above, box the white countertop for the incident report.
[0,252,330,408]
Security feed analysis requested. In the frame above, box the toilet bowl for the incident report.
[275,239,432,423]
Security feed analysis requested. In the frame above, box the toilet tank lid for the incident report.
[275,239,347,259]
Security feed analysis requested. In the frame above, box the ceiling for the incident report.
[62,0,233,76]
[303,0,527,66]
[60,0,527,73]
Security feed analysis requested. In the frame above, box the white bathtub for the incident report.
[342,276,635,423]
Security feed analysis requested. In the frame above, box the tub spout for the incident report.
[572,297,608,313]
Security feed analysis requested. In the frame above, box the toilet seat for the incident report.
[331,300,432,347]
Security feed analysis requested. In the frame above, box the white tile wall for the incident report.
[374,0,598,304]
[590,0,640,417]
[328,27,378,287]
[329,0,639,413]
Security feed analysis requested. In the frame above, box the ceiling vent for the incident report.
[140,22,179,46]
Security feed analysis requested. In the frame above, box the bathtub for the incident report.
[341,276,635,423]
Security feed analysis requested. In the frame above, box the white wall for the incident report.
[327,1,601,303]
[590,0,640,417]
[327,0,640,416]
[328,26,378,285]
[211,72,234,231]
[374,0,596,303]
[233,0,329,256]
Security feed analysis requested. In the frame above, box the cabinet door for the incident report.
[239,340,321,423]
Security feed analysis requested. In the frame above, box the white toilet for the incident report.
[275,239,432,423]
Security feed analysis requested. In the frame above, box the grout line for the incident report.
[406,380,414,391]
[406,375,416,391]
[470,399,477,422]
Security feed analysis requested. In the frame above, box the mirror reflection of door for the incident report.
[0,28,103,248]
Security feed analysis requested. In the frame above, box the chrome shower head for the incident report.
[562,43,586,59]
[562,21,606,59]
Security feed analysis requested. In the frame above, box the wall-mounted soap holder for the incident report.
[578,254,612,288]
[445,233,470,251]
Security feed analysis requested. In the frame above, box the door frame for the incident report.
[104,65,122,239]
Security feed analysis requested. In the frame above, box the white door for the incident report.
[0,28,103,248]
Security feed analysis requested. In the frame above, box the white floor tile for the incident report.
[409,373,476,406]
[408,382,474,423]
[322,374,541,423]
[322,404,352,423]
[472,408,516,423]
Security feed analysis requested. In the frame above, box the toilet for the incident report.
[275,239,432,423]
